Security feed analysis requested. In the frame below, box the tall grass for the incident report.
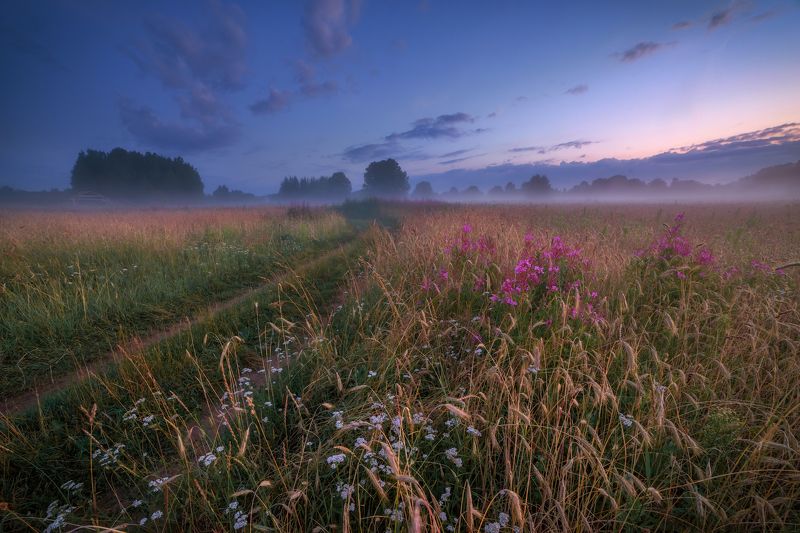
[0,207,351,396]
[1,203,798,531]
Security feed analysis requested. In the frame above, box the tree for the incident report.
[70,147,204,198]
[213,185,255,201]
[505,182,517,193]
[521,174,553,196]
[412,180,434,198]
[328,172,352,197]
[463,185,482,197]
[488,185,504,195]
[363,159,409,197]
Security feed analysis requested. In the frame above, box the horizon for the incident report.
[2,1,800,195]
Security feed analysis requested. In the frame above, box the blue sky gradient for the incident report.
[2,0,799,193]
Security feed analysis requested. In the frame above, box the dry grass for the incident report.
[1,202,798,532]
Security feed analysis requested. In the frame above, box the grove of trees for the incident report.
[277,172,352,199]
[70,148,204,198]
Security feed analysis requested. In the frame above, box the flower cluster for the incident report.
[638,213,717,273]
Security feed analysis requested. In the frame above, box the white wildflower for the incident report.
[327,453,346,469]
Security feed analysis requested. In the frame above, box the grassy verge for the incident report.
[0,228,374,530]
[0,209,352,397]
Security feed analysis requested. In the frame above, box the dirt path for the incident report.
[0,241,357,417]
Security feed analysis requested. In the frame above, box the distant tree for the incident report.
[70,147,204,198]
[212,185,255,202]
[505,181,517,193]
[329,172,353,197]
[277,172,351,200]
[363,159,409,197]
[412,180,434,197]
[463,185,482,197]
[521,174,553,195]
[488,185,504,195]
[447,186,459,196]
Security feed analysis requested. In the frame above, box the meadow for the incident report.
[1,201,798,532]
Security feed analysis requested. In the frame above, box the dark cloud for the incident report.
[657,122,800,159]
[250,61,337,115]
[616,41,668,62]
[672,20,692,30]
[565,84,588,95]
[340,141,400,162]
[510,140,594,154]
[440,148,473,158]
[126,1,247,91]
[120,2,246,150]
[119,98,239,151]
[341,113,483,163]
[439,155,480,165]
[250,89,292,114]
[386,112,476,141]
[304,0,362,58]
[552,140,594,150]
[708,7,735,29]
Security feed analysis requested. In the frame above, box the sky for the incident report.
[1,0,799,194]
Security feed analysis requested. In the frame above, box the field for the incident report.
[1,201,799,531]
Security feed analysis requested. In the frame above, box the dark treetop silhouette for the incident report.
[70,148,204,199]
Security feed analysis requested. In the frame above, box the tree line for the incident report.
[71,148,204,198]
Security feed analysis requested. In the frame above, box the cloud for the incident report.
[509,146,543,153]
[120,1,246,150]
[341,141,401,162]
[341,113,484,163]
[659,122,800,159]
[386,112,477,141]
[552,140,594,150]
[440,148,473,158]
[119,98,239,151]
[250,61,337,115]
[708,7,735,29]
[293,60,338,97]
[439,155,480,165]
[510,140,595,154]
[304,0,362,58]
[126,1,247,91]
[565,84,588,95]
[672,20,692,30]
[250,88,292,114]
[616,41,669,62]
